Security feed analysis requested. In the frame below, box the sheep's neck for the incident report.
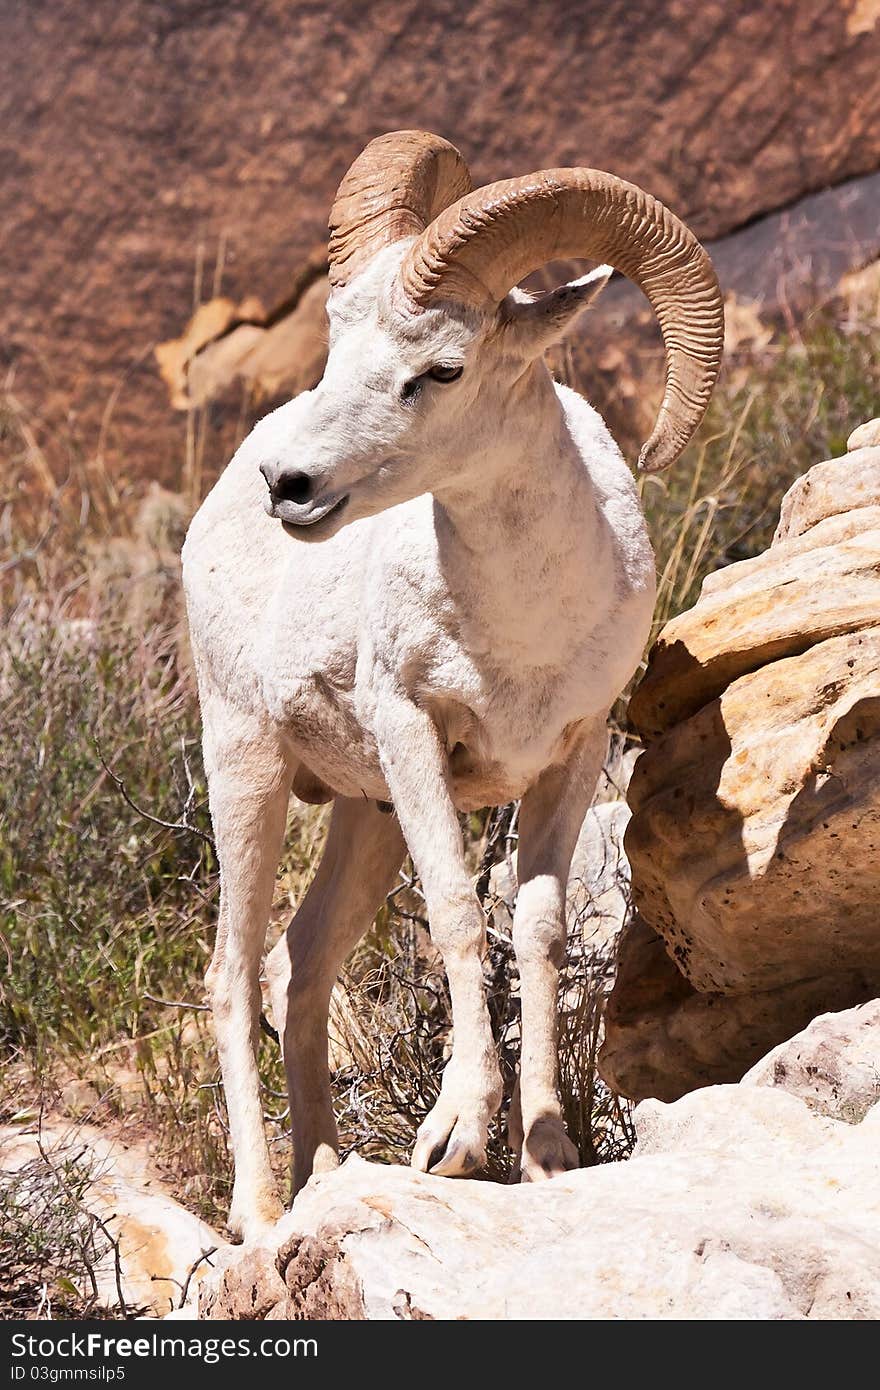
[431,374,605,658]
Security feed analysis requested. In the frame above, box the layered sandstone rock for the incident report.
[601,426,880,1100]
[155,254,330,415]
[200,1004,880,1321]
[601,913,880,1102]
[848,417,880,451]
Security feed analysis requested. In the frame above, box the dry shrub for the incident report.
[0,1127,136,1321]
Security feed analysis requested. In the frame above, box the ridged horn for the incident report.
[400,169,724,471]
[328,131,473,291]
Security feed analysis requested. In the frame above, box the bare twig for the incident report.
[259,1012,280,1045]
[96,742,215,851]
[34,1116,135,1319]
[179,1246,218,1310]
[143,992,210,1013]
[149,1246,218,1311]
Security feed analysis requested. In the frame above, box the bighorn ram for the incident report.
[183,131,723,1239]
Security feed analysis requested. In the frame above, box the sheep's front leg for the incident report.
[377,699,502,1178]
[200,692,293,1240]
[512,722,607,1181]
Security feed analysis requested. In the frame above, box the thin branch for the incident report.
[0,517,56,576]
[259,1012,280,1045]
[143,992,210,1013]
[34,1118,133,1319]
[96,742,215,851]
[179,1247,218,1310]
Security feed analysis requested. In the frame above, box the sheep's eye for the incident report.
[400,377,421,404]
[401,362,463,404]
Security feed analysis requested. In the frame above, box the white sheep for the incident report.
[182,131,723,1240]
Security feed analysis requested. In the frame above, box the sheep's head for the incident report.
[258,131,724,539]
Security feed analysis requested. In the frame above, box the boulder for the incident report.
[199,1003,880,1321]
[744,997,880,1124]
[848,417,880,451]
[773,449,880,543]
[627,624,880,993]
[629,506,880,738]
[605,433,880,1099]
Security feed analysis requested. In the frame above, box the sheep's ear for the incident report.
[501,265,612,358]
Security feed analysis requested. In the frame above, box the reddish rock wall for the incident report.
[2,0,879,488]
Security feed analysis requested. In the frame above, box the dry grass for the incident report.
[641,314,879,635]
[1,286,877,1295]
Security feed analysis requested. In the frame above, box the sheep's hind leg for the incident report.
[202,694,293,1242]
[266,796,406,1199]
[512,723,607,1181]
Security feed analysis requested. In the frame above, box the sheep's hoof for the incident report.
[410,1112,487,1179]
[227,1189,283,1244]
[519,1117,579,1182]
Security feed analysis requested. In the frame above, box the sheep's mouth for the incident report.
[279,493,349,536]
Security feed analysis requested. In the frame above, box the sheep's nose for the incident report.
[275,471,314,505]
[260,464,314,506]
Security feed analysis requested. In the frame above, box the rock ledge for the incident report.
[200,1004,880,1321]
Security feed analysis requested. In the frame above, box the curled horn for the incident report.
[328,131,473,291]
[399,168,724,471]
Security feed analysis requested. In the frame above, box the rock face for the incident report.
[200,1003,880,1321]
[2,1,879,486]
[602,914,880,1102]
[601,427,880,1101]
